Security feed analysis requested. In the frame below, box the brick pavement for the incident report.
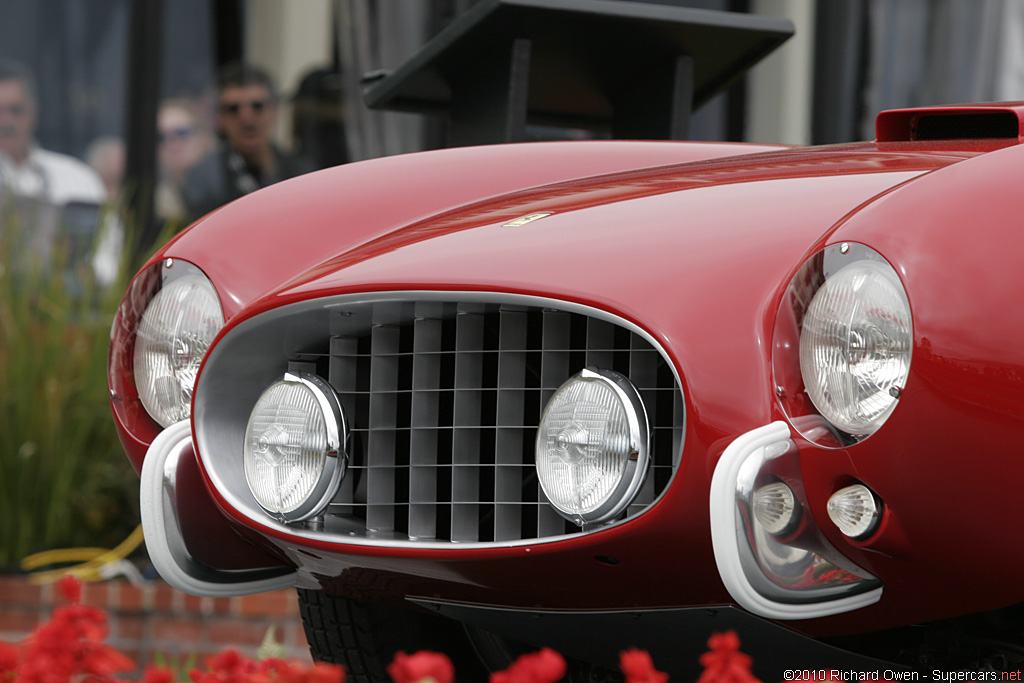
[0,575,312,673]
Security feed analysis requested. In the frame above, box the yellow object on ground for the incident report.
[20,524,145,584]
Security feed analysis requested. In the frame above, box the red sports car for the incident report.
[109,102,1024,680]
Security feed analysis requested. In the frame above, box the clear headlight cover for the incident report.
[243,373,345,522]
[799,257,912,437]
[536,368,649,526]
[133,267,224,427]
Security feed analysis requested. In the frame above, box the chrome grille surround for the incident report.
[193,292,684,548]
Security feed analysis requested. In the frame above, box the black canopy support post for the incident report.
[449,38,531,146]
[213,0,245,69]
[811,0,867,144]
[124,0,164,265]
[612,53,694,141]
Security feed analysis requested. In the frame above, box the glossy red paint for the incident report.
[179,142,970,614]
[112,122,1024,662]
[114,141,785,465]
[152,141,787,320]
[784,143,1024,635]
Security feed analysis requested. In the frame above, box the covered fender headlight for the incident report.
[800,257,911,436]
[774,243,911,443]
[243,372,346,523]
[123,260,225,429]
[536,367,650,526]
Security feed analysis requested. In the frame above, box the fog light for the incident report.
[536,368,649,526]
[243,373,346,522]
[753,482,798,535]
[827,484,881,539]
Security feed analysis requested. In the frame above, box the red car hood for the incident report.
[157,140,968,323]
[162,139,972,456]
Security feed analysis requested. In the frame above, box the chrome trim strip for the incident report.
[194,290,685,549]
[140,420,296,597]
[709,421,883,619]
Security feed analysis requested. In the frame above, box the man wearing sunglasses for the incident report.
[182,62,313,222]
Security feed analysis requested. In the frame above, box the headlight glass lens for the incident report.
[133,268,223,427]
[799,257,911,437]
[536,368,649,525]
[243,373,345,521]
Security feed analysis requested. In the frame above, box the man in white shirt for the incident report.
[0,59,119,285]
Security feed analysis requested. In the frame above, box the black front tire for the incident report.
[297,588,490,683]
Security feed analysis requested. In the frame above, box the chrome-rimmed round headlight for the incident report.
[133,264,224,428]
[535,367,650,526]
[799,255,912,437]
[243,372,346,523]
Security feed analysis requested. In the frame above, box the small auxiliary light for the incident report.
[752,481,799,535]
[827,484,881,539]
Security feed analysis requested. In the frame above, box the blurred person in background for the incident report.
[85,136,126,202]
[156,98,212,225]
[0,59,121,286]
[0,59,107,207]
[182,62,312,222]
[291,66,349,171]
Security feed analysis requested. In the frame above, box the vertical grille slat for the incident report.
[494,308,528,542]
[451,308,484,542]
[329,336,359,516]
[320,297,682,545]
[629,336,660,511]
[409,311,443,540]
[366,324,400,533]
[537,309,573,538]
[585,317,615,369]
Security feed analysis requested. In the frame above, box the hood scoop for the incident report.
[876,104,1024,142]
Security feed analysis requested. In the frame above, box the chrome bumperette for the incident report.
[709,422,882,620]
[140,420,296,597]
[194,292,685,548]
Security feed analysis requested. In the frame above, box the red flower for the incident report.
[490,648,566,683]
[620,648,668,683]
[0,642,19,677]
[141,665,177,683]
[293,661,347,683]
[387,651,454,683]
[57,574,83,603]
[191,648,271,683]
[696,631,761,683]
[14,575,134,683]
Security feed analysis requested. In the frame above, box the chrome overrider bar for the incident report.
[709,421,883,620]
[140,420,296,597]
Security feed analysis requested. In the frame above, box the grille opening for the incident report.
[314,301,681,543]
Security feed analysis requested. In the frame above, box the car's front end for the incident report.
[109,105,1024,678]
